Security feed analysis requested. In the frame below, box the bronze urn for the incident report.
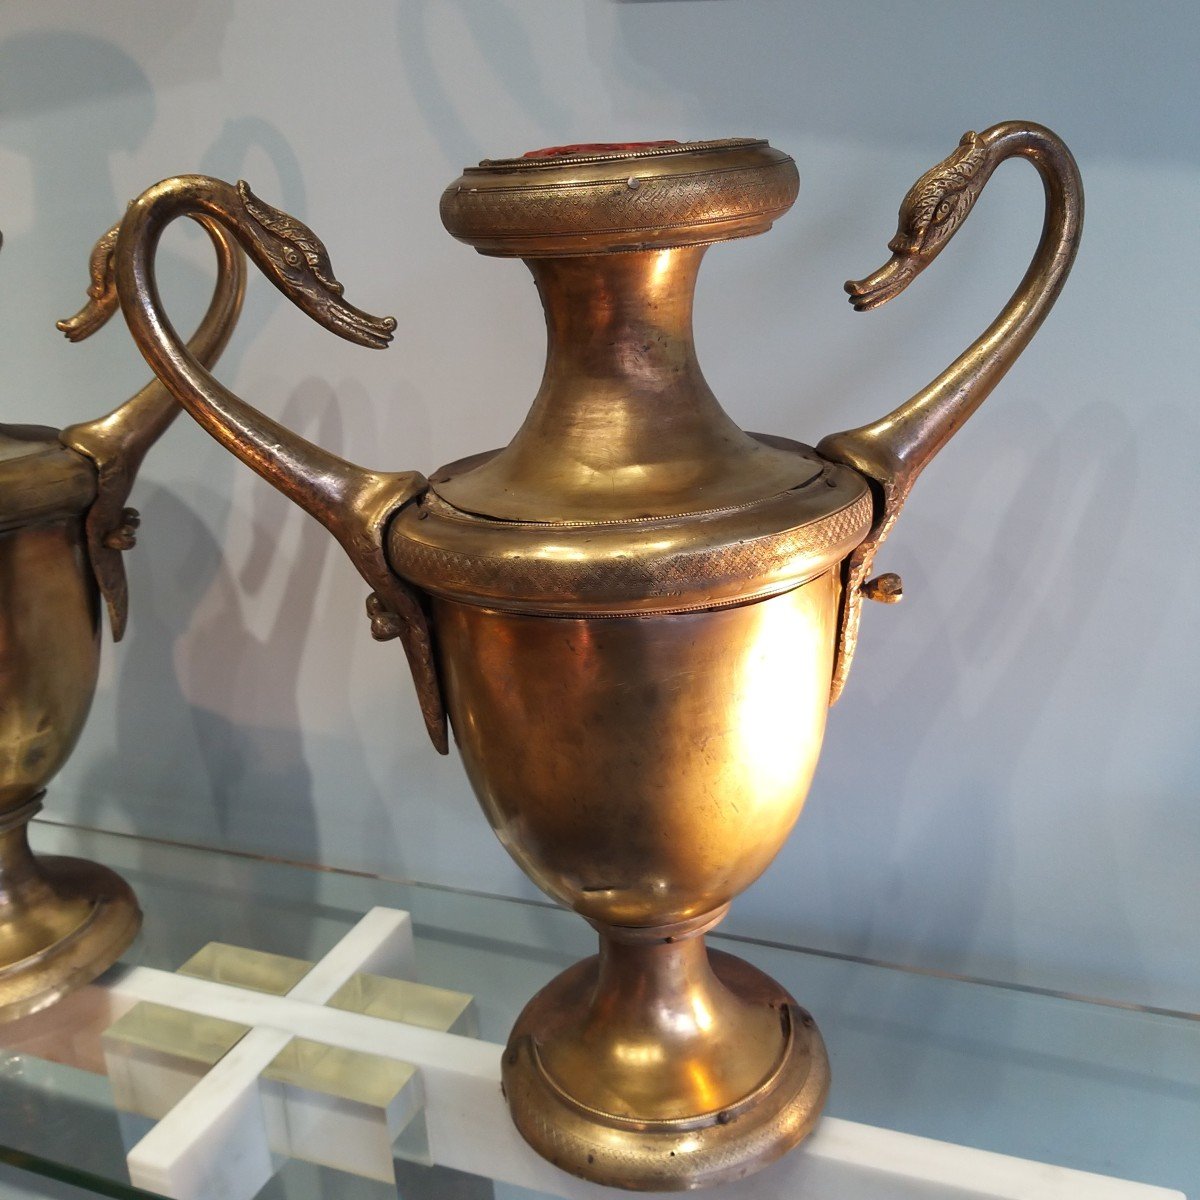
[0,220,244,1021]
[109,125,1080,1188]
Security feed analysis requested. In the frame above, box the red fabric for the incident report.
[522,141,681,159]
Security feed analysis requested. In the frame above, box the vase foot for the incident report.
[502,921,828,1191]
[0,850,142,1023]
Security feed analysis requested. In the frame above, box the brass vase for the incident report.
[110,126,1081,1189]
[0,219,245,1021]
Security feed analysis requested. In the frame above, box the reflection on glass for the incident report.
[261,1038,423,1182]
[177,942,314,995]
[327,972,478,1036]
[103,1001,248,1118]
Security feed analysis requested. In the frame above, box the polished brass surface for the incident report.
[436,580,836,927]
[819,122,1083,701]
[104,947,465,1133]
[0,214,245,1021]
[110,128,1080,1188]
[176,941,313,994]
[263,1037,419,1109]
[0,839,141,1023]
[0,500,138,1023]
[328,971,478,1036]
[0,521,99,813]
[433,250,820,522]
[0,425,95,532]
[392,465,869,616]
[104,999,249,1087]
[504,945,828,1190]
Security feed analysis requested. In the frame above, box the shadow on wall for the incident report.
[771,395,1146,993]
[598,0,1199,166]
[71,383,395,942]
[0,32,297,426]
[200,116,309,221]
[0,28,367,930]
[0,31,342,953]
[0,27,445,913]
[63,379,412,969]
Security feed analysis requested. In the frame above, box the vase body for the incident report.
[436,579,837,928]
[436,587,840,1187]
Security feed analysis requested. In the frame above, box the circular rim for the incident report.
[0,426,94,532]
[389,462,871,616]
[474,137,765,171]
[440,137,799,257]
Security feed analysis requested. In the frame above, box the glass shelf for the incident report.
[1,821,1194,1199]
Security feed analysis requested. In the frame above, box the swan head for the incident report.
[236,180,396,349]
[890,131,988,258]
[57,218,121,342]
[845,130,991,312]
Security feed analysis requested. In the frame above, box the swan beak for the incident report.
[57,291,117,342]
[324,302,397,350]
[844,254,921,313]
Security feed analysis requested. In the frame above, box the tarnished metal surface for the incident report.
[0,426,95,532]
[441,138,798,257]
[391,467,870,615]
[431,249,820,523]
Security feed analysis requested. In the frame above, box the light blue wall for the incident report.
[2,1,1197,1012]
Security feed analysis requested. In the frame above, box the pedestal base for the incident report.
[0,848,142,1023]
[502,930,829,1192]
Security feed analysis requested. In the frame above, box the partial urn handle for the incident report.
[57,211,247,641]
[817,121,1083,703]
[111,175,447,751]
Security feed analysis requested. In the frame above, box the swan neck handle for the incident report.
[817,121,1083,702]
[58,213,247,641]
[112,175,446,751]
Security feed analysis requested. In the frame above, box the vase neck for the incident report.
[533,246,707,404]
[432,247,819,523]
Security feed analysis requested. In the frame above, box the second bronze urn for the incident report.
[107,127,1081,1189]
[0,217,245,1020]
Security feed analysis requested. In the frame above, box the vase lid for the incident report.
[0,425,95,533]
[440,138,799,257]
